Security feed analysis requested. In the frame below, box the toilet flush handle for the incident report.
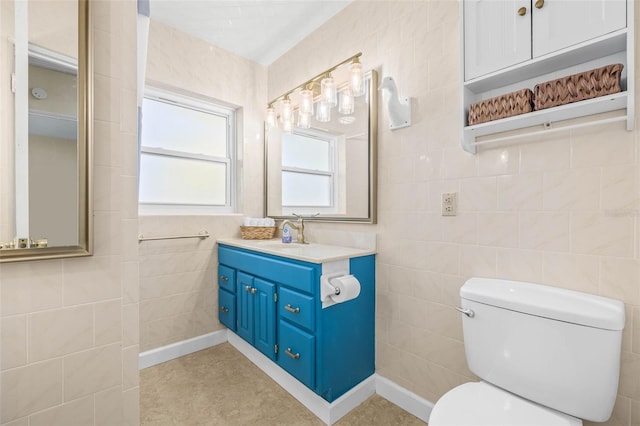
[455,307,475,318]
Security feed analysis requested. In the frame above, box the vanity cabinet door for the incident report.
[532,0,626,58]
[464,0,531,80]
[253,278,276,361]
[236,272,255,344]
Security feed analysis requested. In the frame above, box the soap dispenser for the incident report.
[282,224,292,243]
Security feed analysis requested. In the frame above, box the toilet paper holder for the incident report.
[320,272,359,309]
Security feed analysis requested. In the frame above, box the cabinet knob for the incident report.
[245,285,252,292]
[219,306,229,313]
[219,275,229,282]
[534,0,544,9]
[251,287,258,294]
[285,348,300,360]
[517,6,527,16]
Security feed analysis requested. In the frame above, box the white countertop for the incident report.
[216,238,376,264]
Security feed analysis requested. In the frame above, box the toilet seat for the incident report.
[429,382,582,426]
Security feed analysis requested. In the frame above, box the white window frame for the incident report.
[139,87,237,215]
[281,129,338,215]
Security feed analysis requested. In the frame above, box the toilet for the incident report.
[429,277,625,425]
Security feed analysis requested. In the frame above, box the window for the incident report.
[139,88,236,214]
[281,130,337,214]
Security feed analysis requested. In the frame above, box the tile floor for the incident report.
[141,343,426,425]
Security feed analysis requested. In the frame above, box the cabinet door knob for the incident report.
[285,348,300,360]
[534,0,544,9]
[517,6,527,16]
[219,306,229,313]
[245,285,252,292]
[284,304,300,314]
[251,287,258,294]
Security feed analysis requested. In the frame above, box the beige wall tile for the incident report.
[571,212,634,257]
[600,258,640,306]
[122,345,139,390]
[95,299,122,346]
[519,212,569,251]
[1,359,63,423]
[633,307,640,355]
[601,165,639,211]
[29,305,93,362]
[1,315,27,370]
[29,396,93,426]
[477,212,518,248]
[94,386,124,426]
[1,260,63,316]
[571,123,635,168]
[63,343,122,401]
[496,248,544,283]
[543,169,600,211]
[542,253,599,294]
[497,174,543,211]
[62,256,121,306]
[122,387,140,426]
[122,303,139,348]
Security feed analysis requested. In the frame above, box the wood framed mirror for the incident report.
[0,0,92,262]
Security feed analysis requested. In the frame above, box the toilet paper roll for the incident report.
[329,275,361,303]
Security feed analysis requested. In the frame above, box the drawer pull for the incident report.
[219,275,229,282]
[284,304,300,314]
[285,348,300,360]
[219,306,229,313]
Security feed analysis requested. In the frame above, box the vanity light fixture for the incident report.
[264,52,364,130]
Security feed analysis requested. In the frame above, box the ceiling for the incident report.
[149,0,351,66]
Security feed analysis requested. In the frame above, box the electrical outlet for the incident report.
[442,192,457,216]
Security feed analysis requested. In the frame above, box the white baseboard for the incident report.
[375,375,434,423]
[228,331,376,425]
[138,329,228,369]
[139,330,436,425]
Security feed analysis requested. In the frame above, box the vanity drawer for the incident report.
[218,289,236,331]
[278,320,315,389]
[218,265,236,293]
[279,286,315,332]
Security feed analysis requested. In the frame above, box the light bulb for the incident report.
[339,88,355,115]
[316,101,331,122]
[282,117,293,134]
[297,111,311,129]
[300,88,314,115]
[321,75,337,107]
[265,107,277,128]
[281,98,293,122]
[350,60,365,97]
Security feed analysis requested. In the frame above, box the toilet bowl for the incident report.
[428,278,625,426]
[429,382,581,426]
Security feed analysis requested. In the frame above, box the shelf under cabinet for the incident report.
[462,92,630,153]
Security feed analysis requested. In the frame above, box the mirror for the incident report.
[265,70,377,223]
[0,0,91,262]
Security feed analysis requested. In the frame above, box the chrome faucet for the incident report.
[279,214,316,244]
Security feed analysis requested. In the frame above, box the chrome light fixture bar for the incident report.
[265,52,364,130]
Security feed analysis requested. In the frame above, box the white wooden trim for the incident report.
[138,329,227,369]
[375,375,434,424]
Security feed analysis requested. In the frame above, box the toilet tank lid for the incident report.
[461,278,625,330]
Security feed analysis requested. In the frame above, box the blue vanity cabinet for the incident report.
[217,243,375,403]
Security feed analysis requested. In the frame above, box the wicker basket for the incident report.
[533,63,623,111]
[240,226,276,240]
[468,88,534,125]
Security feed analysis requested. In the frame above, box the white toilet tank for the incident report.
[460,278,625,422]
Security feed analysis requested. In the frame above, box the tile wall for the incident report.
[268,1,640,424]
[0,1,140,424]
[139,21,265,352]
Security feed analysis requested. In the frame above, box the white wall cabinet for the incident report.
[462,0,634,153]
